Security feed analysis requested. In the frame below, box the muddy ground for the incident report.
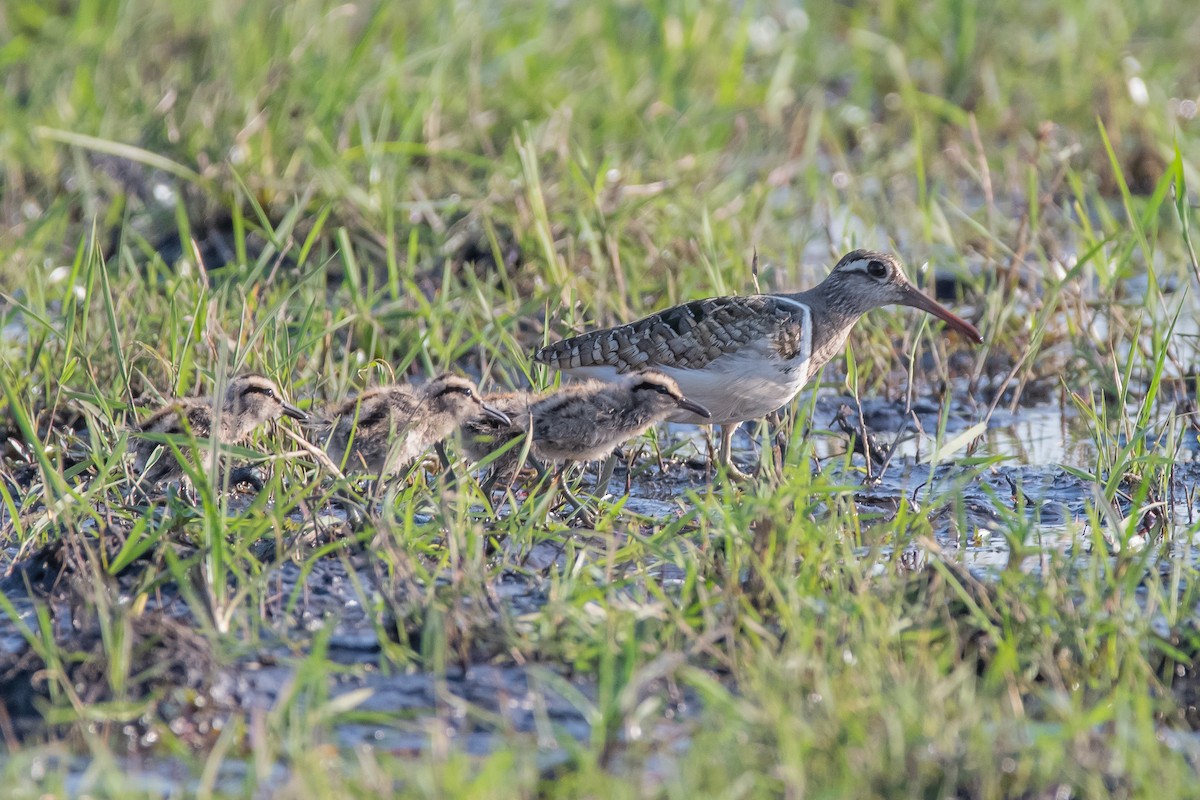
[3,389,1200,792]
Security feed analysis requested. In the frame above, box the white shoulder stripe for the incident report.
[797,301,812,383]
[763,296,813,373]
[768,294,811,313]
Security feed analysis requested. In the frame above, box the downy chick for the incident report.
[319,373,511,476]
[459,390,539,465]
[132,374,306,493]
[462,373,711,470]
[524,370,711,465]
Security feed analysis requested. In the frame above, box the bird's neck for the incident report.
[625,406,656,430]
[788,283,867,377]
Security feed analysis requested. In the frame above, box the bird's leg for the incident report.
[360,476,384,512]
[434,442,459,490]
[594,452,618,498]
[719,424,754,482]
[178,477,200,507]
[435,441,452,471]
[331,487,370,531]
[526,457,560,526]
[479,466,503,497]
[770,408,795,476]
[703,425,717,481]
[555,462,597,527]
[530,455,552,485]
[756,411,789,485]
[125,478,154,507]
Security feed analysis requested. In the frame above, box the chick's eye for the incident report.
[867,260,887,278]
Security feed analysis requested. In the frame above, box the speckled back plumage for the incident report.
[533,294,811,373]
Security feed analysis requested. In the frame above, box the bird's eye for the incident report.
[655,385,670,395]
[867,260,888,278]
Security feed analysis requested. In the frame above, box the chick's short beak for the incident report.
[482,403,512,426]
[282,401,308,421]
[677,397,712,419]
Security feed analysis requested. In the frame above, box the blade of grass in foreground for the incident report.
[33,127,206,186]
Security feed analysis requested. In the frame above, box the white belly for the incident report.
[561,348,812,426]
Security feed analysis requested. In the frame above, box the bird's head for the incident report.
[224,374,307,427]
[627,371,712,419]
[424,373,512,425]
[820,250,982,342]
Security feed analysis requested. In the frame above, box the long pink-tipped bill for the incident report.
[899,285,983,343]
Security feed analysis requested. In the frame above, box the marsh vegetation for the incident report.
[2,0,1200,796]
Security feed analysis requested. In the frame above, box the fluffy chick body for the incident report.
[320,374,509,475]
[526,371,710,463]
[132,374,305,490]
[462,372,710,468]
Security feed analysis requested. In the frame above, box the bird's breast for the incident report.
[561,348,812,426]
[553,295,815,425]
[666,349,813,424]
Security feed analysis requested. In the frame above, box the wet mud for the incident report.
[3,387,1200,787]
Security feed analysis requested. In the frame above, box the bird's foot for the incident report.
[227,465,267,493]
[324,486,371,532]
[718,459,756,484]
[559,484,595,527]
[563,504,598,528]
[544,467,599,528]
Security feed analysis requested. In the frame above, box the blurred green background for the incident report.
[3,0,1196,298]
